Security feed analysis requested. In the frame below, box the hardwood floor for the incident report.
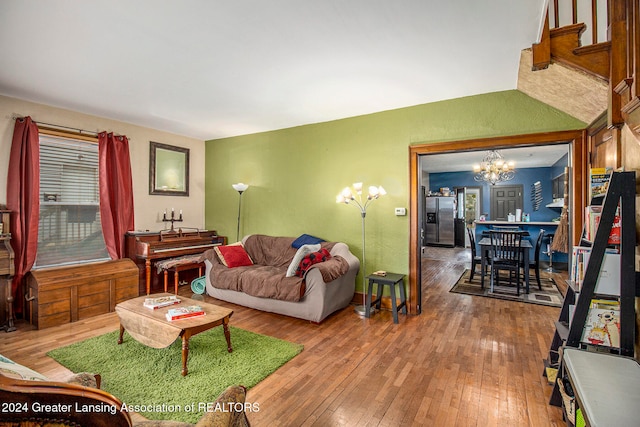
[0,250,567,426]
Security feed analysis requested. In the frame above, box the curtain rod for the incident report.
[12,114,99,136]
[34,120,99,137]
[12,113,132,142]
[12,115,128,139]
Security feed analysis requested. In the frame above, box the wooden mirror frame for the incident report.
[149,141,190,196]
[408,130,586,315]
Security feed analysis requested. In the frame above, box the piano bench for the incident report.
[158,256,205,295]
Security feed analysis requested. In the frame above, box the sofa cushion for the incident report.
[215,243,254,268]
[244,235,299,268]
[0,354,47,381]
[286,244,321,277]
[0,355,99,388]
[292,233,325,249]
[295,248,332,278]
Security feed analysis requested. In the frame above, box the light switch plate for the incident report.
[395,207,406,216]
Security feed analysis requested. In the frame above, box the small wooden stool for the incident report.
[365,272,406,324]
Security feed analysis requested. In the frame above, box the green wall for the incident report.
[204,90,585,293]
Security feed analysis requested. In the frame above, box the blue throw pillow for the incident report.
[292,234,325,249]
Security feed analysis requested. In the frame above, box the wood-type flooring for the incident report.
[0,247,567,426]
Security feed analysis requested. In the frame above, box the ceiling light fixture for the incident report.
[472,150,515,185]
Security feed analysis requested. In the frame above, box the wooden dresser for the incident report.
[26,258,138,329]
[0,208,15,332]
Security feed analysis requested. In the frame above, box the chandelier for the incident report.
[472,150,515,185]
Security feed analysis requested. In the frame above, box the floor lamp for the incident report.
[232,183,249,242]
[336,182,386,316]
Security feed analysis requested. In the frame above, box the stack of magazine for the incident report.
[143,295,181,310]
[166,306,206,321]
[589,167,612,200]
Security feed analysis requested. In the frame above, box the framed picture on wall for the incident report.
[149,141,189,196]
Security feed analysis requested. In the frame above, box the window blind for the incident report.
[35,135,110,268]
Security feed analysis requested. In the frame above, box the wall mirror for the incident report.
[149,141,189,196]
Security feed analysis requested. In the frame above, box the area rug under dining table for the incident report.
[450,269,563,307]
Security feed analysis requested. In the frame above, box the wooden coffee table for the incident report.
[115,293,233,376]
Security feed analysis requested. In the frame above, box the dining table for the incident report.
[478,236,533,294]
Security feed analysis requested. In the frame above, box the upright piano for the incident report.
[125,229,226,295]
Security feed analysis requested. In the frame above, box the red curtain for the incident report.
[6,117,40,312]
[98,132,134,259]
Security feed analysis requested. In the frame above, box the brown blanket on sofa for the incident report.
[201,235,349,302]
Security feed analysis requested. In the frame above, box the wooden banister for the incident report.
[532,0,640,130]
[532,12,551,71]
[547,0,605,44]
[608,0,627,126]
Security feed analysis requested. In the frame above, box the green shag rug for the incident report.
[47,326,303,423]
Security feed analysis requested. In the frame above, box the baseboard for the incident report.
[351,292,398,311]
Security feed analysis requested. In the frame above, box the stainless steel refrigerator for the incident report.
[425,196,455,247]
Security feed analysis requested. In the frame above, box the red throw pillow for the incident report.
[214,244,254,268]
[295,248,331,277]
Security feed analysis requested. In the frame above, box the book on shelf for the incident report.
[589,167,612,200]
[569,246,620,295]
[580,304,621,348]
[165,305,206,321]
[143,295,181,310]
[570,246,590,289]
[590,299,620,310]
[584,205,621,244]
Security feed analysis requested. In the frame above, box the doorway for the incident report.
[408,130,586,315]
[454,186,482,247]
[490,184,523,221]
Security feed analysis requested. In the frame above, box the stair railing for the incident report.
[545,0,609,46]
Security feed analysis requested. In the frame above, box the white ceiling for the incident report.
[421,144,570,173]
[0,1,546,140]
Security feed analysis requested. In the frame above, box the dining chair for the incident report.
[529,229,545,289]
[466,227,482,281]
[489,230,524,295]
[492,225,522,232]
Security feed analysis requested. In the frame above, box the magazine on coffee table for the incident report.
[166,305,206,321]
[143,295,181,310]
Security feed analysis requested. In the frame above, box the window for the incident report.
[34,134,110,268]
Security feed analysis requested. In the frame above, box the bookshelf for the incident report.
[544,171,636,412]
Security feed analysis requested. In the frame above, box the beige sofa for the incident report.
[202,235,359,323]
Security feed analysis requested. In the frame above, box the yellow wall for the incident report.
[204,90,586,292]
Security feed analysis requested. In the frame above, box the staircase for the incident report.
[530,0,640,130]
[533,21,610,80]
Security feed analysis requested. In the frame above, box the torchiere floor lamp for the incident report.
[336,182,386,316]
[232,183,249,242]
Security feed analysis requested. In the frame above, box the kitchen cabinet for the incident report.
[552,172,566,200]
